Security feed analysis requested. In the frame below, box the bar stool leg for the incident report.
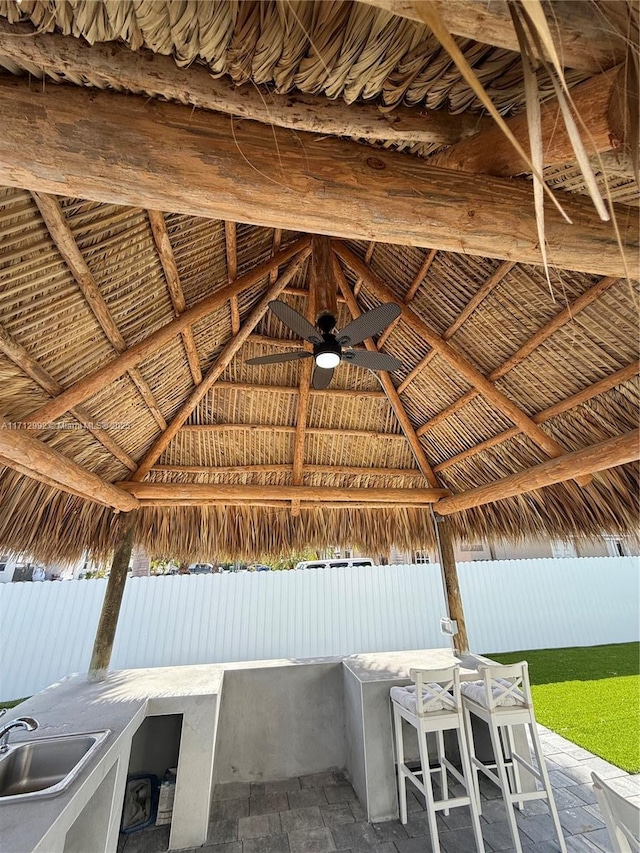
[528,721,568,853]
[456,726,486,853]
[487,718,524,853]
[393,706,408,824]
[463,706,482,815]
[417,722,441,853]
[436,729,449,816]
[505,725,524,810]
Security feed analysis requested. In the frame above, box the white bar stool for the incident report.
[390,665,485,853]
[461,662,567,853]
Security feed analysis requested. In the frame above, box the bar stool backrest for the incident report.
[592,773,640,853]
[477,662,531,710]
[409,665,460,715]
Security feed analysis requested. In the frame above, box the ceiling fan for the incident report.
[246,300,403,389]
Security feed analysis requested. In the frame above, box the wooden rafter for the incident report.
[269,229,283,285]
[180,425,409,440]
[32,192,167,430]
[147,209,202,384]
[129,250,312,482]
[358,1,624,72]
[399,260,515,394]
[21,238,310,427]
[434,360,640,473]
[2,81,635,277]
[416,271,621,434]
[0,20,489,147]
[120,482,449,505]
[376,248,437,351]
[152,464,424,477]
[212,381,384,398]
[0,417,138,511]
[334,256,441,489]
[435,429,640,516]
[335,242,578,467]
[428,67,626,177]
[0,323,136,471]
[225,221,240,335]
[354,243,376,297]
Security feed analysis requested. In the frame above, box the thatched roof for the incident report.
[0,0,637,563]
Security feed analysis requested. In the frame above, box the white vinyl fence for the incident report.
[1,557,638,701]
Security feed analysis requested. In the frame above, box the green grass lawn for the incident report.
[491,642,640,773]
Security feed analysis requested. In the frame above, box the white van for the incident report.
[294,558,375,570]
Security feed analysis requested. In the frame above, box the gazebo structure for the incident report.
[0,1,638,667]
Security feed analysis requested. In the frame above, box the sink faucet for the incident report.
[0,716,39,753]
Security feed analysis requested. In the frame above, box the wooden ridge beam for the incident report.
[434,360,640,473]
[399,260,514,394]
[428,67,626,177]
[434,429,640,515]
[0,417,139,511]
[1,79,635,277]
[32,192,167,430]
[120,482,450,504]
[151,464,424,476]
[137,500,430,509]
[147,210,202,384]
[21,237,310,427]
[357,1,625,73]
[334,243,576,466]
[334,256,440,488]
[180,424,408,439]
[0,323,136,470]
[213,381,384,398]
[415,270,622,434]
[129,251,311,482]
[0,20,488,146]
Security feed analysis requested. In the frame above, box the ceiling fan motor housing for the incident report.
[314,333,342,369]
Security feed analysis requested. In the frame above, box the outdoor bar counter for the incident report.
[0,649,530,852]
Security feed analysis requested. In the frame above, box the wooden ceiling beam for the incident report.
[151,464,424,477]
[180,424,408,440]
[434,360,640,473]
[147,209,202,384]
[354,243,376,297]
[334,256,441,488]
[0,417,139,511]
[213,381,385,398]
[358,1,624,73]
[31,192,167,431]
[428,66,626,177]
[1,80,635,277]
[434,428,640,516]
[398,260,515,393]
[224,221,240,336]
[20,237,310,427]
[376,248,437,350]
[0,323,136,471]
[129,250,311,482]
[335,243,587,479]
[416,270,621,434]
[120,482,450,505]
[0,20,488,146]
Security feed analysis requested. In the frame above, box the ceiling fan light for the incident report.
[315,350,341,369]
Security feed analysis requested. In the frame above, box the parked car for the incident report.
[188,563,214,574]
[294,558,374,570]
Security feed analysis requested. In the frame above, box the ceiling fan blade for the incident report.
[341,350,403,372]
[268,300,322,344]
[312,365,334,390]
[335,303,401,346]
[246,351,312,365]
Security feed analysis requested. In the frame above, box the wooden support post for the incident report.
[87,510,138,682]
[432,511,469,655]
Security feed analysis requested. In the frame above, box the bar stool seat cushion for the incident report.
[460,678,525,708]
[390,682,452,714]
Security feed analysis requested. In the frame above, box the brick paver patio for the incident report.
[118,724,639,853]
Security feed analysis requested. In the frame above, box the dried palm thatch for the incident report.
[0,2,637,564]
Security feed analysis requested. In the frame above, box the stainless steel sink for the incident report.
[0,730,110,801]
